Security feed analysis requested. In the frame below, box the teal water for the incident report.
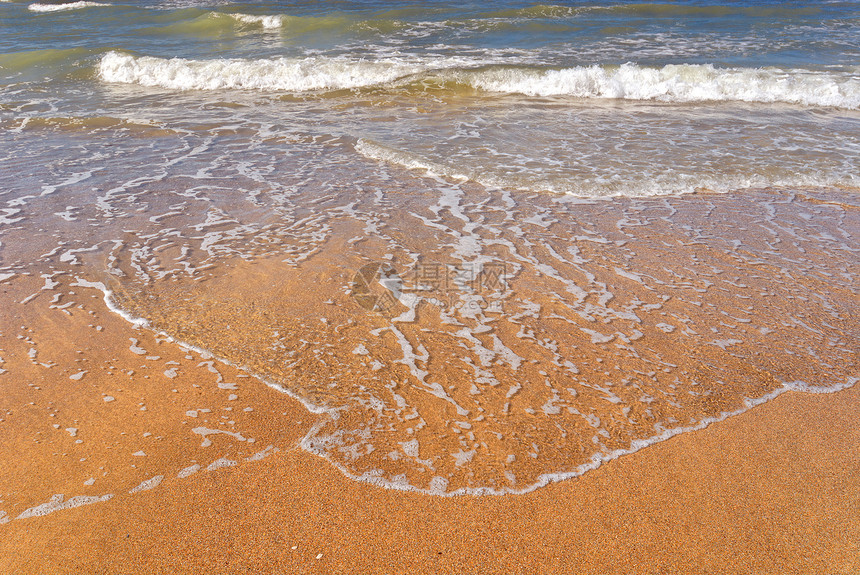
[1,0,858,200]
[2,1,859,67]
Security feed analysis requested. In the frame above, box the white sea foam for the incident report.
[354,137,857,197]
[206,457,237,471]
[177,464,201,478]
[245,445,278,462]
[28,1,109,12]
[305,376,857,496]
[72,274,335,438]
[97,52,860,108]
[70,278,859,497]
[16,493,113,519]
[115,298,331,416]
[129,475,163,494]
[456,63,860,109]
[355,139,469,181]
[98,51,468,93]
[192,426,251,447]
[229,13,283,29]
[70,277,150,328]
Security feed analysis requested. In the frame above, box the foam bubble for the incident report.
[98,51,462,93]
[16,493,113,519]
[177,464,200,478]
[206,457,237,471]
[456,63,860,109]
[191,426,250,447]
[129,475,163,494]
[230,13,283,29]
[28,1,109,12]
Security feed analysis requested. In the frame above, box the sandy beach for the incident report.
[1,187,858,573]
[2,1,859,571]
[2,315,858,574]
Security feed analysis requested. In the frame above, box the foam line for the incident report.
[73,277,336,416]
[29,1,109,12]
[98,51,860,109]
[74,275,857,496]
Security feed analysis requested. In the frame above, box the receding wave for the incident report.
[355,139,469,182]
[28,1,110,12]
[1,115,178,137]
[354,138,858,197]
[98,52,860,109]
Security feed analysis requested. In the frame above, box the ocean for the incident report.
[0,0,858,497]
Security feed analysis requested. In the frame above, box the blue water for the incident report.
[2,1,859,68]
[3,0,858,199]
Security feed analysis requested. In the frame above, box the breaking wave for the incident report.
[448,63,860,108]
[98,51,473,92]
[98,52,860,109]
[228,12,284,29]
[28,1,110,12]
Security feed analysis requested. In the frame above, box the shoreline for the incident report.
[3,0,860,568]
[81,275,860,498]
[0,186,857,572]
[3,372,858,573]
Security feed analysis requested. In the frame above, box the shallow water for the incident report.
[0,0,858,496]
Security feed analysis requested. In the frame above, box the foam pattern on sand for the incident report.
[78,176,859,495]
[3,43,859,496]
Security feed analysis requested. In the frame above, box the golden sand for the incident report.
[0,187,857,573]
[1,354,858,573]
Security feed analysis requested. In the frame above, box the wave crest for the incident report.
[28,1,109,12]
[98,51,427,92]
[452,63,860,108]
[97,52,860,109]
[228,13,284,29]
[97,51,476,92]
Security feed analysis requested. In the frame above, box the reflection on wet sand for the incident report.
[100,184,859,494]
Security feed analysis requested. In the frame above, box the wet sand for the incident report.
[102,186,859,495]
[0,186,857,572]
[0,248,858,572]
[1,338,858,574]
